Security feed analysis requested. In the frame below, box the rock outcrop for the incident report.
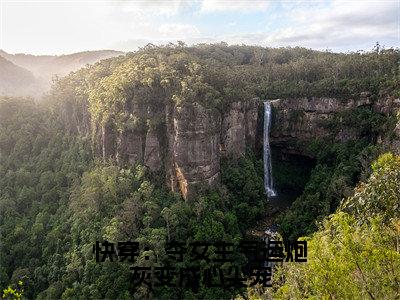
[90,99,260,200]
[374,95,400,153]
[168,102,221,199]
[269,97,354,156]
[221,98,259,156]
[269,94,400,157]
[68,92,399,199]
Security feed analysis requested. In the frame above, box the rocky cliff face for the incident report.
[90,99,260,200]
[373,95,400,152]
[221,100,259,156]
[270,93,400,157]
[67,91,399,199]
[269,97,354,157]
[167,102,221,199]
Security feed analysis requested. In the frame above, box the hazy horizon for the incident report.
[1,0,399,56]
[0,41,398,57]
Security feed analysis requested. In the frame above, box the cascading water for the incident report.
[263,101,277,198]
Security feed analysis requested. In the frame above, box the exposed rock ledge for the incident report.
[270,94,400,157]
[65,93,399,199]
[93,98,260,200]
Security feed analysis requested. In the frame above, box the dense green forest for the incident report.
[1,44,399,299]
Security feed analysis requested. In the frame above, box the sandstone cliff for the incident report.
[270,93,400,157]
[90,99,260,199]
[64,91,399,199]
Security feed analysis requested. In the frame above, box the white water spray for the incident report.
[263,101,277,198]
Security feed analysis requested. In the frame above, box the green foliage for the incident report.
[0,95,250,298]
[323,107,387,138]
[2,44,400,299]
[342,152,400,224]
[221,150,266,231]
[2,281,24,300]
[269,154,400,299]
[278,139,378,241]
[272,154,312,192]
[278,105,390,241]
[61,162,246,299]
[273,213,400,299]
[371,152,397,172]
[0,97,92,298]
[49,44,399,133]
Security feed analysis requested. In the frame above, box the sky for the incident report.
[0,0,399,55]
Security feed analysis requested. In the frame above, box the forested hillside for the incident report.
[264,153,400,299]
[0,50,123,98]
[0,56,39,97]
[1,44,399,299]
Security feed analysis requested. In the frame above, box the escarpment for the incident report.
[51,45,399,201]
[86,98,261,200]
[166,102,221,199]
[270,93,400,158]
[269,97,355,157]
[63,90,399,200]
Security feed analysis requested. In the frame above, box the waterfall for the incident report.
[263,101,277,198]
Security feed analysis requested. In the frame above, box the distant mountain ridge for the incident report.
[0,55,39,97]
[0,49,124,98]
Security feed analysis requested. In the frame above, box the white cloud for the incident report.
[3,0,398,54]
[117,0,192,16]
[265,0,399,49]
[200,0,270,13]
[158,23,200,38]
[112,0,399,53]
